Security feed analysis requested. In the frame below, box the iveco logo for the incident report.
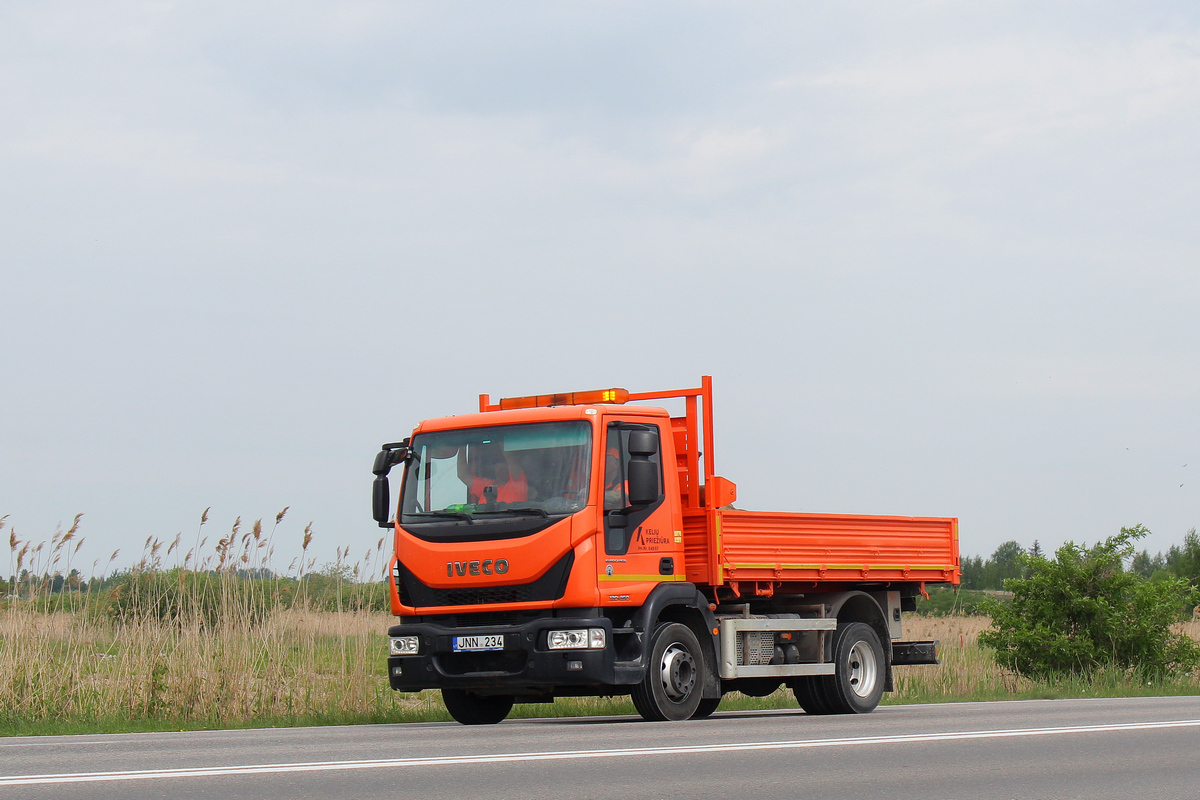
[446,558,510,577]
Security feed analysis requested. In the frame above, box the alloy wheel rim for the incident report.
[846,640,878,698]
[660,643,696,700]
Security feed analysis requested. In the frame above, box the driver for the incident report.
[603,446,626,510]
[465,442,529,504]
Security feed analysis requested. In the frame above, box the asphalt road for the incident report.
[2,696,1199,800]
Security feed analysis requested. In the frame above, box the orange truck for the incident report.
[372,377,958,724]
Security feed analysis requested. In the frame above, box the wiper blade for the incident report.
[473,507,549,518]
[407,511,474,524]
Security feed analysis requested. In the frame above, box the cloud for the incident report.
[2,1,1199,565]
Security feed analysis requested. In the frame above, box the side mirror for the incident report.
[372,439,410,527]
[626,459,659,506]
[627,430,657,456]
[373,476,391,526]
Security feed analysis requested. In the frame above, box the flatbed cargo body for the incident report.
[682,509,958,590]
[372,377,959,724]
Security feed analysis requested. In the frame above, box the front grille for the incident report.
[395,551,575,608]
[432,586,532,606]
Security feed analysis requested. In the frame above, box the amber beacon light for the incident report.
[490,388,630,411]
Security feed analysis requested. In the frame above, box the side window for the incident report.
[603,423,663,554]
[603,437,627,511]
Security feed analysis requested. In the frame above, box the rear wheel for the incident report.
[441,689,514,725]
[791,676,834,715]
[690,697,722,719]
[631,622,706,721]
[793,622,884,715]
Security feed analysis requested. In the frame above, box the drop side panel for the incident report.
[714,510,959,586]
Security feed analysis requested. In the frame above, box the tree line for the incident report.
[2,566,390,616]
[960,527,1200,591]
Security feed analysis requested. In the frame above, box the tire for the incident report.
[691,696,722,719]
[631,622,706,721]
[791,676,834,715]
[796,622,884,715]
[441,689,514,725]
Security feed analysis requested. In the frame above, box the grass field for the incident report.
[7,514,1198,736]
[888,615,1200,704]
[4,603,1200,736]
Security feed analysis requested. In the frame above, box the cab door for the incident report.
[598,420,681,607]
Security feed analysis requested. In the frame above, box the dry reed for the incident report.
[886,616,1200,704]
[0,511,440,732]
[889,614,1032,700]
[4,511,1200,733]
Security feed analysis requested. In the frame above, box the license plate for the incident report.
[453,635,504,652]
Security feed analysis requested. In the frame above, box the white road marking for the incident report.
[3,718,1199,786]
[0,740,117,749]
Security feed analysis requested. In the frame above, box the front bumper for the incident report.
[387,615,640,694]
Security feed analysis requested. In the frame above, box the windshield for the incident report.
[401,421,591,521]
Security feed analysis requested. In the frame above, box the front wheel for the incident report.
[441,689,514,725]
[631,622,706,721]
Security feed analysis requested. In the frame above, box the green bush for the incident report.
[979,525,1200,679]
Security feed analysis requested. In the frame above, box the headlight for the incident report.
[549,629,587,649]
[547,628,606,650]
[389,636,419,655]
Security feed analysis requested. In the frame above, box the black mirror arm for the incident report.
[373,440,411,476]
[606,501,654,529]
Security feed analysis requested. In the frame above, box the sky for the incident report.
[2,1,1198,579]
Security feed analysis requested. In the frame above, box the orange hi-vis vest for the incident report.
[470,472,529,504]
